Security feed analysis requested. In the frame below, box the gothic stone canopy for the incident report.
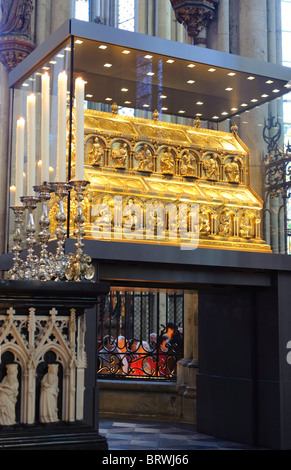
[170,0,219,38]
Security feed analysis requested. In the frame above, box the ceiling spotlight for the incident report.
[121,88,128,92]
[187,64,196,68]
[228,72,236,76]
[160,95,167,99]
[266,80,273,84]
[75,39,83,44]
[261,94,269,98]
[122,50,131,54]
[273,89,280,93]
[104,63,112,67]
[221,112,228,115]
[196,101,203,105]
[86,94,93,98]
[247,76,255,80]
[144,55,153,59]
[161,107,168,111]
[99,45,107,49]
[166,59,174,63]
[225,87,233,91]
[212,116,219,119]
[187,80,195,84]
[208,68,216,72]
[178,110,185,113]
[124,101,131,104]
[143,104,150,107]
[105,97,112,101]
[251,99,258,102]
[241,103,248,107]
[231,108,238,111]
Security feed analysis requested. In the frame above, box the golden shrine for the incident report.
[65,105,270,252]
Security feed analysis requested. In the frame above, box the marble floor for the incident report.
[99,418,263,451]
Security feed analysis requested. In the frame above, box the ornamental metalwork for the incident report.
[262,116,291,253]
[170,0,219,38]
[97,289,184,380]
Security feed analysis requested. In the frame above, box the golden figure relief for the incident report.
[160,147,175,175]
[239,212,252,238]
[218,210,233,237]
[135,144,154,172]
[88,137,104,166]
[225,156,240,183]
[180,150,196,177]
[111,142,128,168]
[203,154,219,180]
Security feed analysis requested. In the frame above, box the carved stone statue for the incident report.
[111,142,128,168]
[135,145,153,172]
[88,137,104,166]
[0,364,19,425]
[225,157,240,183]
[160,147,174,174]
[40,364,59,423]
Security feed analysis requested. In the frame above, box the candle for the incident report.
[41,72,50,183]
[75,77,85,180]
[27,93,36,195]
[15,117,25,204]
[57,71,67,182]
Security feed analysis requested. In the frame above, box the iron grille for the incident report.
[97,289,184,380]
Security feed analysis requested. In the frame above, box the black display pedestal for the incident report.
[0,279,109,450]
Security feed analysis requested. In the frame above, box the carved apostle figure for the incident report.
[0,364,19,425]
[88,137,104,165]
[180,150,196,177]
[112,142,128,168]
[40,364,59,423]
[203,155,219,180]
[225,157,240,183]
[135,145,153,171]
[160,147,174,174]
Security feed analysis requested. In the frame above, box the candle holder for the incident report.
[20,195,40,280]
[49,182,71,281]
[34,182,54,281]
[65,179,95,282]
[6,205,26,280]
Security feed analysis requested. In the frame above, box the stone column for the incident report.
[155,0,172,39]
[0,64,10,256]
[177,290,198,424]
[238,0,268,199]
[51,0,73,33]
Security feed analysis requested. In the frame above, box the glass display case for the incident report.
[7,18,291,258]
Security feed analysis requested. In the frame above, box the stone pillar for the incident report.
[217,0,229,52]
[177,290,198,423]
[155,0,172,39]
[0,64,10,256]
[238,0,268,199]
[51,0,73,33]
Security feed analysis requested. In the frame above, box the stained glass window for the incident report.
[118,0,135,31]
[75,0,89,22]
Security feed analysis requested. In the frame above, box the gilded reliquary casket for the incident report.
[67,108,270,253]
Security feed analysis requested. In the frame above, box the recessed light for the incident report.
[208,68,216,72]
[273,89,280,93]
[29,78,35,81]
[178,110,185,113]
[124,101,131,104]
[122,50,131,54]
[99,45,107,49]
[221,112,228,115]
[144,55,152,59]
[212,116,219,119]
[143,104,150,107]
[247,76,255,80]
[196,113,202,116]
[196,101,203,105]
[75,39,83,44]
[231,107,238,111]
[228,72,236,76]
[64,47,71,51]
[261,94,269,98]
[161,107,168,111]
[104,63,112,67]
[160,95,167,99]
[57,53,64,58]
[49,60,57,64]
[42,66,49,70]
[251,99,258,102]
[187,64,196,68]
[266,80,273,84]
[121,88,128,92]
[241,103,248,107]
[105,97,112,101]
[225,87,233,91]
[22,83,29,87]
[187,80,195,84]
[166,59,174,63]
[86,94,93,98]
[147,72,155,76]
